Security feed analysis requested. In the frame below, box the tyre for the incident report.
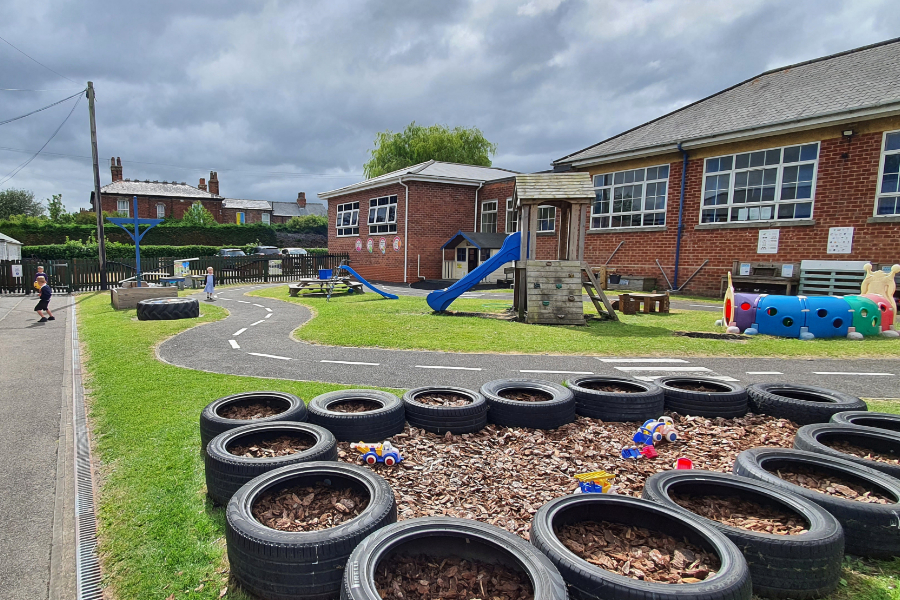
[342,517,568,600]
[794,423,900,479]
[308,390,405,442]
[136,297,199,320]
[402,386,488,434]
[200,391,308,453]
[226,461,397,600]
[831,411,900,434]
[205,422,337,505]
[657,377,748,418]
[530,494,751,600]
[733,447,900,558]
[642,470,844,599]
[747,383,866,425]
[480,379,576,429]
[565,376,664,422]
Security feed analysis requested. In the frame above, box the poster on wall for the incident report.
[757,229,780,254]
[827,227,854,254]
[10,264,22,278]
[355,239,362,252]
[379,237,386,254]
[392,236,401,251]
[366,239,374,253]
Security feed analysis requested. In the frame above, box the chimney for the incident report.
[296,192,307,208]
[110,156,123,182]
[198,177,207,191]
[208,171,219,196]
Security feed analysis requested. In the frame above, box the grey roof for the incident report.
[270,201,327,218]
[515,173,594,200]
[0,232,22,245]
[100,179,221,199]
[222,198,272,211]
[555,38,900,166]
[441,231,510,249]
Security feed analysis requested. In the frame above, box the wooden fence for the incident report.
[0,254,350,294]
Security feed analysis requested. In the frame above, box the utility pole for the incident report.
[87,81,108,290]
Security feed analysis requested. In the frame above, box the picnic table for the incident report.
[288,277,364,299]
[159,277,186,290]
[616,292,670,315]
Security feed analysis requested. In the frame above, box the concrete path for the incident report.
[0,295,75,600]
[158,286,900,398]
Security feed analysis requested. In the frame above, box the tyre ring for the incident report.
[402,386,488,434]
[342,517,568,600]
[200,391,308,453]
[226,461,396,600]
[747,383,866,425]
[136,297,199,320]
[794,423,900,479]
[733,447,900,558]
[565,376,664,422]
[308,390,405,442]
[530,494,751,600]
[480,379,576,429]
[657,377,748,418]
[204,422,337,505]
[642,470,844,599]
[831,411,900,434]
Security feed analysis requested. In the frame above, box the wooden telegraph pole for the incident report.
[87,81,108,290]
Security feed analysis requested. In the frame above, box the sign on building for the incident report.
[10,264,23,278]
[827,227,854,254]
[757,229,780,254]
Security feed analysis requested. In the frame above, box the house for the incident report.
[221,198,274,224]
[0,232,22,260]
[269,193,328,224]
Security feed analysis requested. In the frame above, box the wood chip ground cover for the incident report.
[666,382,729,393]
[328,399,382,413]
[375,555,533,600]
[228,434,314,458]
[774,466,893,504]
[415,393,473,407]
[671,493,808,534]
[826,440,900,465]
[251,483,369,531]
[578,382,645,393]
[497,389,553,402]
[218,401,284,420]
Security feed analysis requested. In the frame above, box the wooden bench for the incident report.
[720,261,799,296]
[288,278,364,296]
[616,292,670,315]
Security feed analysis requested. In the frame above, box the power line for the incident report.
[1,88,85,92]
[0,89,85,127]
[0,34,77,84]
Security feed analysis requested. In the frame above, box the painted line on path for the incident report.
[248,352,291,361]
[598,358,689,363]
[813,371,895,376]
[321,360,381,366]
[415,365,482,371]
[690,304,719,309]
[634,374,740,382]
[265,308,273,312]
[228,340,240,349]
[237,300,251,304]
[520,369,593,375]
[233,328,247,336]
[746,371,783,375]
[253,303,265,308]
[250,320,266,326]
[614,366,711,372]
[265,313,272,318]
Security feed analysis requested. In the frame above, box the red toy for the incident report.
[640,446,658,459]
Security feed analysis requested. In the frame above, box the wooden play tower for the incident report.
[511,173,617,324]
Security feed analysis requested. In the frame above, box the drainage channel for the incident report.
[71,302,103,599]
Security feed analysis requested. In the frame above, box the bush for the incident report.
[282,215,327,235]
[0,221,279,246]
[20,242,328,260]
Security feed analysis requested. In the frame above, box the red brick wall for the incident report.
[221,208,269,224]
[98,194,224,222]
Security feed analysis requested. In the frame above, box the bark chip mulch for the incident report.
[415,393,473,407]
[671,493,808,535]
[498,389,553,403]
[228,434,314,458]
[375,554,533,600]
[774,466,893,504]
[666,382,728,393]
[826,440,900,465]
[579,382,645,393]
[329,399,382,413]
[252,483,369,531]
[556,520,720,583]
[218,401,284,420]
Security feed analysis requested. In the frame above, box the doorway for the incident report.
[467,248,478,274]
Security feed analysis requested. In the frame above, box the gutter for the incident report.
[474,182,484,231]
[674,143,688,289]
[318,173,507,200]
[398,176,410,283]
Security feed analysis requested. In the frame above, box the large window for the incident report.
[368,195,397,234]
[700,143,819,223]
[156,203,165,219]
[336,201,359,236]
[117,199,129,217]
[876,131,900,216]
[481,200,497,233]
[505,197,517,232]
[261,212,270,225]
[538,206,556,232]
[591,165,669,229]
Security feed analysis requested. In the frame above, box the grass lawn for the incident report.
[250,287,900,359]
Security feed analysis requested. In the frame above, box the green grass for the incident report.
[77,292,395,600]
[249,287,900,358]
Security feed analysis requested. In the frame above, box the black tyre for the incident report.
[226,461,397,600]
[530,494,751,600]
[565,376,664,422]
[480,379,576,429]
[642,470,844,599]
[342,517,568,600]
[205,422,337,505]
[308,390,405,442]
[831,411,900,433]
[733,447,900,558]
[136,296,199,320]
[747,383,866,425]
[200,391,308,453]
[657,377,748,418]
[794,423,900,479]
[401,386,488,434]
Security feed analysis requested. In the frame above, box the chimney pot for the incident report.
[199,177,207,191]
[110,156,124,182]
[296,191,307,208]
[208,171,219,195]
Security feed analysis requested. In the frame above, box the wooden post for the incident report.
[528,203,539,261]
[577,204,587,262]
[87,82,108,290]
[520,205,530,261]
[567,204,579,261]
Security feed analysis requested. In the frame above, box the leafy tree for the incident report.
[181,202,217,227]
[74,210,99,225]
[285,214,327,235]
[0,188,45,219]
[46,194,74,223]
[363,122,498,178]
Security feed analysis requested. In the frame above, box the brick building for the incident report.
[270,193,327,224]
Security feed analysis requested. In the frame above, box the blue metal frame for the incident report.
[106,196,164,285]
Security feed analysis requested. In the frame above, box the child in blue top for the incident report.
[204,267,215,300]
[34,275,54,322]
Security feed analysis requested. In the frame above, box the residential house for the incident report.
[270,193,327,224]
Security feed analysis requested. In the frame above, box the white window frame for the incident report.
[591,165,669,229]
[335,201,360,237]
[699,142,820,224]
[505,197,517,233]
[117,199,129,217]
[537,205,556,232]
[875,130,900,217]
[261,212,271,225]
[481,200,497,233]
[368,195,398,234]
[156,203,165,219]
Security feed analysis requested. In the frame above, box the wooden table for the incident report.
[288,277,364,297]
[616,292,670,315]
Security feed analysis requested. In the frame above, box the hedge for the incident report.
[21,243,330,260]
[0,222,279,246]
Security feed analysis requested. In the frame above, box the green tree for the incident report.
[181,202,217,227]
[46,193,74,223]
[0,188,45,219]
[362,122,498,178]
[285,214,327,234]
[73,210,97,225]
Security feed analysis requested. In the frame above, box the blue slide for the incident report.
[427,232,521,312]
[336,265,399,299]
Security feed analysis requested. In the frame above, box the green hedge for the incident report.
[0,222,278,246]
[22,242,330,260]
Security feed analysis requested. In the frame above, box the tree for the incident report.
[285,214,327,235]
[362,122,498,178]
[74,210,99,225]
[181,202,217,227]
[46,194,74,223]
[0,188,45,219]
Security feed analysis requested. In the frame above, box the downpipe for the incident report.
[674,143,688,289]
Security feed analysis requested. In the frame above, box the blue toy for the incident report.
[633,417,678,446]
[353,441,402,466]
[621,447,642,460]
[574,471,615,493]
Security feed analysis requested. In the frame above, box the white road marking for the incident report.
[598,358,689,363]
[253,303,265,307]
[228,339,240,349]
[520,369,594,375]
[248,352,291,360]
[746,371,783,375]
[415,365,482,371]
[250,320,266,326]
[237,300,251,304]
[813,372,895,376]
[615,366,711,371]
[634,374,740,382]
[265,313,272,318]
[233,328,247,336]
[265,307,272,312]
[690,304,719,309]
[321,360,381,366]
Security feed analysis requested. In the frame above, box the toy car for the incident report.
[632,417,678,445]
[352,441,402,466]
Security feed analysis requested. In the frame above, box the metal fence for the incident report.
[0,254,350,294]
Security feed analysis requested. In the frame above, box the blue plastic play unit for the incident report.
[335,265,398,299]
[427,231,521,312]
[318,268,333,280]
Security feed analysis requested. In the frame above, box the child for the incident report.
[204,266,215,300]
[34,275,54,322]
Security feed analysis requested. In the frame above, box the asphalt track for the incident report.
[157,284,900,398]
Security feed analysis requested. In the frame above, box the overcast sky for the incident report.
[1,0,898,213]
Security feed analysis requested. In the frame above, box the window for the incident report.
[336,201,359,236]
[156,203,165,219]
[537,206,556,231]
[700,143,819,223]
[236,212,245,224]
[480,248,491,262]
[456,247,466,262]
[591,165,669,229]
[262,212,270,225]
[505,197,517,232]
[876,131,900,216]
[117,199,129,217]
[481,200,497,233]
[368,195,397,234]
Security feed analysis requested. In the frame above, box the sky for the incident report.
[1,0,899,213]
